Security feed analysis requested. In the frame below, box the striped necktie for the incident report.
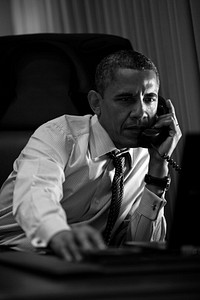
[103,151,126,246]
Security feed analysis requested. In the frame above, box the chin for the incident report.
[116,138,139,149]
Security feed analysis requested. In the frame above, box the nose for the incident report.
[129,97,146,120]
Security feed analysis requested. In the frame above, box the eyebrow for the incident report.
[114,92,136,99]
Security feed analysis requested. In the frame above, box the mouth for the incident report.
[123,125,148,140]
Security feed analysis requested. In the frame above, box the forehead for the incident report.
[106,68,159,94]
[116,68,157,84]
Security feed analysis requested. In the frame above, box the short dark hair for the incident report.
[95,49,160,96]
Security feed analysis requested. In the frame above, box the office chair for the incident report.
[0,33,133,187]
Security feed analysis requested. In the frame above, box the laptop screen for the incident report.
[168,133,200,250]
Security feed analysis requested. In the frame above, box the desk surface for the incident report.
[0,248,200,300]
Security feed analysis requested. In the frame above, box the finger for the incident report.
[166,99,179,125]
[166,99,175,114]
[74,226,106,250]
[154,117,172,128]
[66,241,83,261]
[49,231,83,262]
[91,234,106,249]
[59,247,74,262]
[155,100,179,130]
[74,230,94,251]
[50,242,75,262]
[85,227,106,249]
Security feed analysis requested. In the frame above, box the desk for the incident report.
[0,248,200,300]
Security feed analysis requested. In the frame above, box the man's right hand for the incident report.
[48,224,106,262]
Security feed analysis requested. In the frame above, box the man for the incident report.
[0,50,181,261]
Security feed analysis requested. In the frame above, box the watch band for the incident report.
[144,174,171,191]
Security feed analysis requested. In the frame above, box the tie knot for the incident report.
[108,151,126,173]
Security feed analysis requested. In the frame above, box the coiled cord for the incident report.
[151,144,182,173]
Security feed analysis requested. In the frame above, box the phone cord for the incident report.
[161,153,182,173]
[151,144,182,173]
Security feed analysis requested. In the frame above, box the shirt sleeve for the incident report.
[12,124,72,248]
[127,187,167,242]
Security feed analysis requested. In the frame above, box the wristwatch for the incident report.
[144,174,171,191]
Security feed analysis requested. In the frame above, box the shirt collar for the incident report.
[89,115,134,166]
[89,115,116,159]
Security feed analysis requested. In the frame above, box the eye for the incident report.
[144,95,157,104]
[117,96,136,104]
[120,97,133,102]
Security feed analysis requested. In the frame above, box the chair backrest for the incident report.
[0,33,133,186]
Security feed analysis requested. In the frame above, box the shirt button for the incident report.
[152,203,157,211]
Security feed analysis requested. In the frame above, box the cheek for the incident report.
[147,108,157,126]
[147,105,157,118]
[106,113,124,135]
[115,114,129,134]
[100,102,128,132]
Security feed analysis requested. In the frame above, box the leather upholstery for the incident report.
[0,33,133,186]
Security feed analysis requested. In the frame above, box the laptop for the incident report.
[168,133,200,252]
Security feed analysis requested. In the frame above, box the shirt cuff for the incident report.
[136,187,166,221]
[31,215,71,248]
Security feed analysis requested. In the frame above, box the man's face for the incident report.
[98,68,159,148]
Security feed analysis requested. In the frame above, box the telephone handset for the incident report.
[139,96,181,173]
[139,95,169,148]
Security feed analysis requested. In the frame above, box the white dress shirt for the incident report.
[0,114,166,247]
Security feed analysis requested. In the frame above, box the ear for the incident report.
[88,90,102,116]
